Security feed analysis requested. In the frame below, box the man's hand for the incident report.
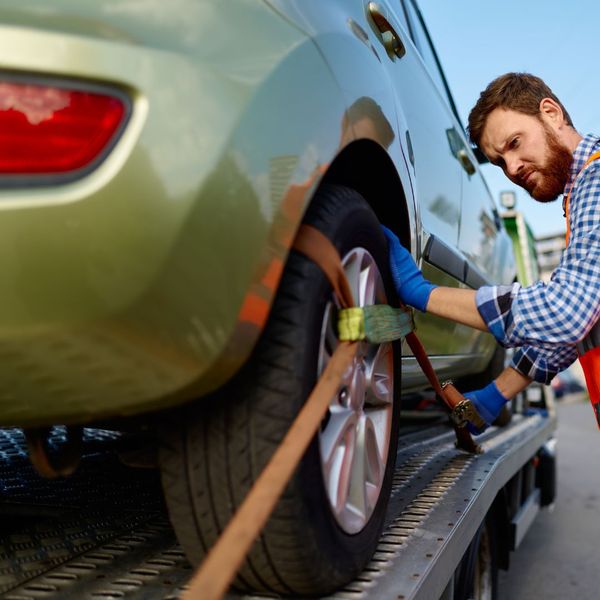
[463,381,509,435]
[381,225,436,311]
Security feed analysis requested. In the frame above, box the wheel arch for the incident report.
[320,139,413,249]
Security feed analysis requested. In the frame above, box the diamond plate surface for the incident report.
[0,428,192,599]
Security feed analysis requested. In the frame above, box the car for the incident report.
[551,369,586,398]
[0,0,516,595]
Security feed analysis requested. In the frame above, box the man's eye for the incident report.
[509,138,519,149]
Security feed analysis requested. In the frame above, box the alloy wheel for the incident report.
[317,247,394,534]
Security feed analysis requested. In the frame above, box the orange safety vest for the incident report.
[564,150,600,426]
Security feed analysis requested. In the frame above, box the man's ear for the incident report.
[539,97,564,128]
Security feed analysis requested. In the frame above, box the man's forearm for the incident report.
[495,366,532,399]
[425,287,488,331]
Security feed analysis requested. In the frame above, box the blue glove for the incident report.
[381,225,437,311]
[464,381,509,435]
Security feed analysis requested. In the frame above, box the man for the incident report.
[384,72,600,433]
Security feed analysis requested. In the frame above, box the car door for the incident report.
[375,0,486,380]
[400,0,518,371]
[380,0,462,251]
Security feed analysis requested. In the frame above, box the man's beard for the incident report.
[524,124,573,203]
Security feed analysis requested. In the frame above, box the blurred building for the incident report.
[535,232,566,281]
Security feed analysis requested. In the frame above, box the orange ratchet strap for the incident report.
[182,224,480,600]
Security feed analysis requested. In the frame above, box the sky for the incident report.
[418,0,599,238]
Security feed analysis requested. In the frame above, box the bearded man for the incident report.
[384,72,600,433]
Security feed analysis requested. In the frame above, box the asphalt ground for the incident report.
[498,394,600,600]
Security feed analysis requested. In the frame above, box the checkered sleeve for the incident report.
[476,281,580,382]
[510,344,578,384]
[474,161,600,383]
[475,283,520,345]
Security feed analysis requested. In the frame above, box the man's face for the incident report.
[480,107,573,202]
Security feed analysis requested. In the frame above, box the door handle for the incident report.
[446,128,477,176]
[457,149,476,175]
[367,2,406,60]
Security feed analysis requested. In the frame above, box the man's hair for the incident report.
[467,73,573,149]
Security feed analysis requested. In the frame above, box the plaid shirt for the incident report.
[476,133,600,384]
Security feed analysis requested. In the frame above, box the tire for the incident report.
[158,184,402,595]
[454,516,498,600]
[536,443,557,506]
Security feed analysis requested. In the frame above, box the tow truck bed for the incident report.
[0,409,555,600]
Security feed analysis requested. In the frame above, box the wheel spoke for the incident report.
[320,409,357,508]
[329,423,357,516]
[358,259,377,307]
[365,343,394,406]
[346,415,368,522]
[343,251,362,307]
[365,407,391,466]
[364,413,386,485]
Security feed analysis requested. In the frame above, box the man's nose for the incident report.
[505,156,523,178]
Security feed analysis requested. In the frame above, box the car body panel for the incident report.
[0,0,515,425]
[0,2,352,425]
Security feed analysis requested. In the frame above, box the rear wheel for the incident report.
[158,184,402,595]
[454,517,498,600]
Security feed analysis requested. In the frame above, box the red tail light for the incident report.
[0,80,128,177]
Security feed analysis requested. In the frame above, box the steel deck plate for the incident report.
[0,414,555,599]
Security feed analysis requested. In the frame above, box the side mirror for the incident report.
[500,190,517,209]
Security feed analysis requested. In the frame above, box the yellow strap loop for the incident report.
[338,305,414,343]
[338,307,366,341]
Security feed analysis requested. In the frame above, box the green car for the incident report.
[0,0,516,595]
